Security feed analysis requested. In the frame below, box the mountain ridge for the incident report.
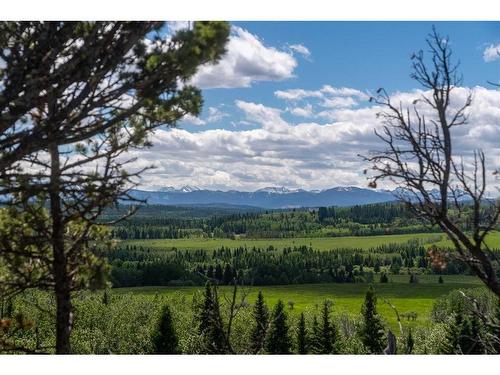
[129,186,398,208]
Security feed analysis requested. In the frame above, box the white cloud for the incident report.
[128,86,500,192]
[290,103,314,117]
[235,100,289,132]
[275,85,369,102]
[483,44,500,62]
[181,114,206,126]
[321,96,358,108]
[321,85,369,99]
[191,26,298,89]
[289,44,311,59]
[206,106,229,123]
[275,88,323,101]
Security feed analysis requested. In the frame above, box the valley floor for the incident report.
[116,275,483,330]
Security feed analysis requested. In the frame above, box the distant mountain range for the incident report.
[129,186,399,209]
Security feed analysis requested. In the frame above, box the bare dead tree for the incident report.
[362,27,500,296]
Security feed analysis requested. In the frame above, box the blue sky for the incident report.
[185,22,500,132]
[134,22,500,191]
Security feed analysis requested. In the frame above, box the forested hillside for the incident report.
[107,202,439,240]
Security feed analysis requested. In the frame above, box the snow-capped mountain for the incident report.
[158,185,201,193]
[129,186,399,208]
[256,186,300,194]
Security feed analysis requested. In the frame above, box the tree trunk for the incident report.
[49,142,72,354]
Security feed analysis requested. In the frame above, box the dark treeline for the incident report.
[109,202,439,240]
[102,239,477,288]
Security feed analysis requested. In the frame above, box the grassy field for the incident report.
[115,275,484,330]
[120,232,446,251]
[432,230,500,248]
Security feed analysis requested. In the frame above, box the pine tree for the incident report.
[297,312,308,354]
[359,286,385,353]
[0,21,230,354]
[310,315,321,353]
[317,300,338,353]
[250,291,269,354]
[222,264,233,284]
[199,283,214,335]
[198,282,227,353]
[214,264,223,281]
[153,304,179,354]
[265,300,292,354]
[441,310,483,354]
[438,276,444,284]
[441,311,462,354]
[461,313,483,354]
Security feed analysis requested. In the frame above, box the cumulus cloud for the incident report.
[206,106,229,123]
[190,26,298,89]
[235,100,289,132]
[289,103,314,117]
[320,96,358,109]
[275,85,369,102]
[289,44,311,59]
[181,114,206,126]
[275,88,324,101]
[483,44,500,62]
[129,86,500,192]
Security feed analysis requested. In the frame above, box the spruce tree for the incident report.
[297,312,308,354]
[265,300,292,354]
[441,310,483,354]
[441,312,462,354]
[153,304,179,354]
[199,283,214,335]
[222,264,233,284]
[359,286,385,353]
[438,275,444,284]
[198,282,226,353]
[318,300,338,353]
[250,291,269,354]
[310,315,321,353]
[460,313,483,354]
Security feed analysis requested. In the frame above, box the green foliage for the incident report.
[265,300,292,354]
[250,291,269,354]
[431,288,496,323]
[440,311,484,354]
[109,202,444,240]
[297,313,308,354]
[197,283,227,353]
[152,304,178,354]
[314,300,338,354]
[359,286,386,353]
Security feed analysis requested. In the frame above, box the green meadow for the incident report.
[116,275,484,330]
[120,232,446,251]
